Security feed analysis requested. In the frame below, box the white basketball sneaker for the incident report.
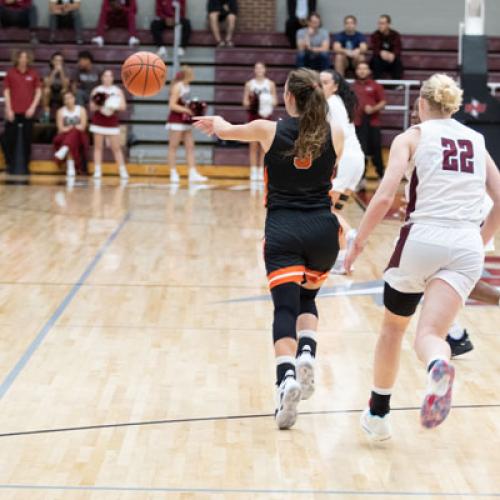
[188,168,207,183]
[296,346,315,400]
[170,168,180,184]
[119,166,129,179]
[360,408,392,441]
[250,166,259,181]
[275,371,302,430]
[91,36,104,47]
[93,165,102,178]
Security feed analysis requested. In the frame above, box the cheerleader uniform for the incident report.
[89,85,121,136]
[247,78,274,121]
[167,82,192,132]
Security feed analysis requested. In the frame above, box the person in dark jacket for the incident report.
[151,0,191,59]
[370,15,404,79]
[285,0,316,48]
[0,0,37,43]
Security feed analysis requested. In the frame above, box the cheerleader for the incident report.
[89,69,129,179]
[167,65,207,183]
[53,90,89,177]
[243,62,278,181]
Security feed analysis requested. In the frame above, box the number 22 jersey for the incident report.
[406,118,487,227]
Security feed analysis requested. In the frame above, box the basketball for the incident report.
[121,51,167,97]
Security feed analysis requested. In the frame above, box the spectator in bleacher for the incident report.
[49,0,83,45]
[285,0,316,49]
[333,15,367,76]
[2,49,41,173]
[243,62,278,181]
[296,12,330,71]
[92,0,140,48]
[352,62,386,179]
[166,66,207,183]
[0,0,38,44]
[41,52,70,123]
[207,0,238,47]
[53,90,88,176]
[89,69,129,179]
[370,14,403,80]
[151,0,192,59]
[72,51,100,106]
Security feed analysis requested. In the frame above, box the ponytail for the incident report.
[286,68,329,160]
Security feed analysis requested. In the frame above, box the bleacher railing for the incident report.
[347,79,420,130]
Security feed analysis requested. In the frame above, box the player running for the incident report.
[345,74,500,439]
[194,68,343,430]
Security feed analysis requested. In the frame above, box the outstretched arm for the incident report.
[194,116,276,152]
[344,128,418,272]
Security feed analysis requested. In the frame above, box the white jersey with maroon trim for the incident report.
[405,118,487,227]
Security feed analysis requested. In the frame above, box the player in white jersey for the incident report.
[320,70,364,274]
[344,74,500,439]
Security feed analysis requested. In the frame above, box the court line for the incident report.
[0,212,131,400]
[0,483,498,496]
[1,403,499,439]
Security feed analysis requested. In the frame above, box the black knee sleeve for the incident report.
[334,194,349,211]
[299,287,319,318]
[271,282,301,343]
[383,282,423,317]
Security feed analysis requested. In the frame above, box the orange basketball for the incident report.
[121,51,167,97]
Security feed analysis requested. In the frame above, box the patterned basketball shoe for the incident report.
[275,371,302,430]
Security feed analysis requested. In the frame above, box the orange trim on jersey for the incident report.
[263,166,268,207]
[268,265,305,289]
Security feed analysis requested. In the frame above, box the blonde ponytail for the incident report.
[420,74,463,114]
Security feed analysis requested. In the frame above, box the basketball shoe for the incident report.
[275,371,301,430]
[296,346,315,400]
[360,408,392,441]
[446,330,473,357]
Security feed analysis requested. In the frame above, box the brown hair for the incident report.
[11,49,33,67]
[286,68,329,160]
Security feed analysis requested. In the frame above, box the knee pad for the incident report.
[383,282,423,317]
[299,287,319,318]
[271,282,301,343]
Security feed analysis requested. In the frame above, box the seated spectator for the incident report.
[2,49,41,174]
[285,0,316,49]
[72,51,100,106]
[0,0,38,44]
[208,0,238,47]
[92,0,140,47]
[334,15,367,76]
[53,90,89,176]
[151,0,192,59]
[49,0,83,44]
[296,12,330,71]
[370,14,403,80]
[352,62,386,179]
[41,52,70,122]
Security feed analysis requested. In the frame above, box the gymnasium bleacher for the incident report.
[1,25,500,175]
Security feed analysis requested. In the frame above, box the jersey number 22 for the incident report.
[441,138,474,174]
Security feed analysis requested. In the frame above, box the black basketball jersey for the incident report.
[264,117,336,210]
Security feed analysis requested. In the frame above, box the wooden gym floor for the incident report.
[0,174,499,500]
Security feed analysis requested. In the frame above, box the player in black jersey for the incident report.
[195,68,344,429]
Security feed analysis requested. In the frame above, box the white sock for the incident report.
[448,321,464,340]
[372,386,392,396]
[298,330,317,342]
[276,355,296,366]
[66,159,75,176]
[94,164,102,173]
[336,249,347,262]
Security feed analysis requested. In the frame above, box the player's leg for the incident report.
[361,283,420,441]
[184,130,207,182]
[225,14,236,46]
[249,142,258,181]
[208,11,223,45]
[415,278,461,428]
[93,133,104,178]
[109,134,128,179]
[168,130,182,182]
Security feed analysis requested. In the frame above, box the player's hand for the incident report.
[193,115,216,136]
[344,239,364,274]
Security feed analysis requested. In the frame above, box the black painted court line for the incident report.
[1,403,499,439]
[0,483,498,496]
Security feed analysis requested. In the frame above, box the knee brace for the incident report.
[383,282,423,317]
[271,282,301,343]
[334,193,350,211]
[299,287,319,318]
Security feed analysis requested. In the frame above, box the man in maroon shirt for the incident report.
[370,14,404,80]
[2,49,41,173]
[150,0,191,58]
[353,61,387,179]
[92,0,140,47]
[0,0,38,44]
